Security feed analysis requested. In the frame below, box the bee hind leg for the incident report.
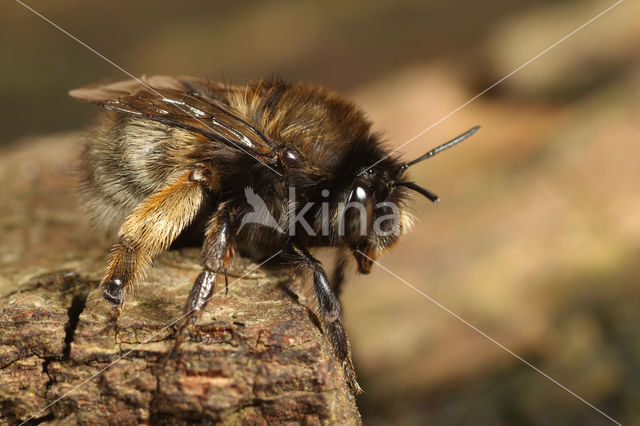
[100,169,208,319]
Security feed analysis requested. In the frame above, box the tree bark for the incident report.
[0,133,361,424]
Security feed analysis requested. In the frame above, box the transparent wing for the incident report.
[69,76,277,160]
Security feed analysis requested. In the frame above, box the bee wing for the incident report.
[69,76,277,161]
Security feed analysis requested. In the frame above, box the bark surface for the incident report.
[0,133,360,425]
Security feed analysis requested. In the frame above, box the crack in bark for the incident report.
[20,411,55,425]
[63,294,87,361]
[21,293,89,423]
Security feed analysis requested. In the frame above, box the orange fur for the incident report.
[101,171,205,291]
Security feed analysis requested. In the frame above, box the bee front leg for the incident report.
[101,169,210,318]
[290,244,363,395]
[175,208,232,346]
[331,251,350,297]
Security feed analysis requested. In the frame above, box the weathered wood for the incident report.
[0,134,360,424]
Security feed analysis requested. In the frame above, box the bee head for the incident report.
[340,126,480,274]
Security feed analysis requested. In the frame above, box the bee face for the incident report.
[338,157,411,274]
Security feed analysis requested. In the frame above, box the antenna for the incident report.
[394,126,480,180]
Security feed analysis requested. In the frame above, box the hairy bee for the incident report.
[70,76,478,394]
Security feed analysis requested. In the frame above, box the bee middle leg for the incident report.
[101,169,211,316]
[290,244,363,394]
[175,207,233,346]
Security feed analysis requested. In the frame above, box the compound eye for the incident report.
[344,182,374,245]
[279,149,301,168]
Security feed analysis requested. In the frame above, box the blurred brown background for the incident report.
[1,0,639,424]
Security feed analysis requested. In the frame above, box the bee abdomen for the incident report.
[80,113,201,234]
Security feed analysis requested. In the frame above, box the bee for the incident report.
[70,76,478,394]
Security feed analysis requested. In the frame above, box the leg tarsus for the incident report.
[289,243,362,394]
[327,322,363,394]
[102,306,122,345]
[103,278,125,306]
[177,270,217,342]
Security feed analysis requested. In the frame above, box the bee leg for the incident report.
[331,251,349,297]
[290,244,363,395]
[100,170,208,317]
[175,208,232,347]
